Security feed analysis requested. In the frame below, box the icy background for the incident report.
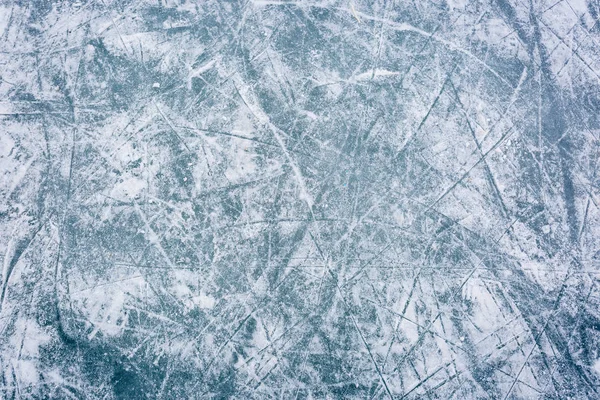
[1,0,600,398]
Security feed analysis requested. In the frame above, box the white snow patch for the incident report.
[110,177,145,201]
[594,359,600,377]
[192,293,216,309]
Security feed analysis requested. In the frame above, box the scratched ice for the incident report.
[1,1,600,398]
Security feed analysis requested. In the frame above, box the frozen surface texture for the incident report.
[1,0,600,398]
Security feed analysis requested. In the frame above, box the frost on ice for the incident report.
[1,0,600,398]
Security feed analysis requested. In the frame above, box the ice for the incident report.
[1,0,600,398]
